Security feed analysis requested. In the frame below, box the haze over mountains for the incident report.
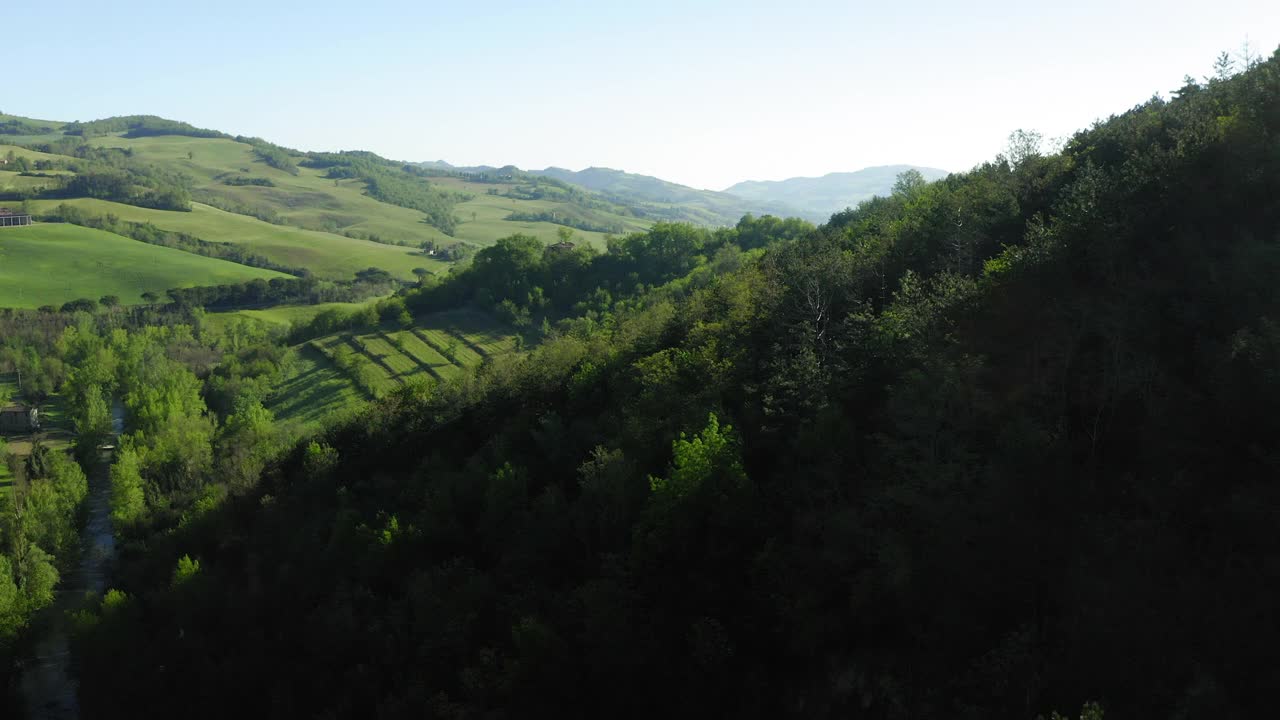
[725,165,950,221]
[424,160,949,225]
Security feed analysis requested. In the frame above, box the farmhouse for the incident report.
[0,404,39,433]
[0,207,32,228]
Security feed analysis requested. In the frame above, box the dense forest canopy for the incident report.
[0,47,1263,719]
[1,46,1278,720]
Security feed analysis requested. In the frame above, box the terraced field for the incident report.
[266,346,366,437]
[271,310,522,429]
[389,330,456,378]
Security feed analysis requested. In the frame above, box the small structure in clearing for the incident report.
[0,207,32,228]
[0,404,39,433]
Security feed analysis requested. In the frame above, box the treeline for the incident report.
[62,115,229,139]
[63,49,1280,719]
[3,142,193,211]
[404,214,813,323]
[246,140,300,175]
[0,118,55,135]
[220,175,275,187]
[166,268,399,311]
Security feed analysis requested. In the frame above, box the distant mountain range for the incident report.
[528,166,803,226]
[423,162,948,226]
[725,165,950,221]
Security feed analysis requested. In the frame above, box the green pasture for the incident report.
[88,135,645,250]
[27,198,445,281]
[0,222,286,308]
[88,135,462,247]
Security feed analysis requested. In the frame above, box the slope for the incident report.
[0,223,286,307]
[26,199,444,281]
[69,50,1280,720]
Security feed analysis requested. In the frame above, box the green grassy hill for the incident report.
[0,116,673,284]
[27,198,446,280]
[0,112,820,308]
[0,222,287,308]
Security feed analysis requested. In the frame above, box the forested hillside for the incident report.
[54,49,1280,719]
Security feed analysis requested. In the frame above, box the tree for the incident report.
[109,446,145,527]
[1003,128,1043,167]
[73,385,113,457]
[1212,51,1236,81]
[892,168,928,197]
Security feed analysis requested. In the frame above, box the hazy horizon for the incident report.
[6,0,1277,190]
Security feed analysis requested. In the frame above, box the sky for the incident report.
[6,0,1278,190]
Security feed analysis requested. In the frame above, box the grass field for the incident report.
[27,199,446,281]
[0,223,287,308]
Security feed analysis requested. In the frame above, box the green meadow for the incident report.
[27,199,445,281]
[0,222,286,308]
[87,135,649,250]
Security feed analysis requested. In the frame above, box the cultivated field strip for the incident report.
[357,334,422,379]
[289,310,522,421]
[415,327,483,366]
[434,309,519,356]
[347,336,413,385]
[310,335,400,395]
[386,331,457,380]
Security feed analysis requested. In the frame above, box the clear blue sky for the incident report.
[6,0,1277,189]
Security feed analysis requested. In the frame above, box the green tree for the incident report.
[216,398,279,493]
[109,446,145,527]
[73,385,113,456]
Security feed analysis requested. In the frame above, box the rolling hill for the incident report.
[0,115,663,287]
[0,223,286,308]
[528,166,803,225]
[725,164,950,221]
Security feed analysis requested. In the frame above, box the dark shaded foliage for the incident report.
[67,51,1280,720]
